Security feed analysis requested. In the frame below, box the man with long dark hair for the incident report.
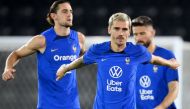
[2,0,85,109]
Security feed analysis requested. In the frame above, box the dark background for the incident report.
[0,0,189,41]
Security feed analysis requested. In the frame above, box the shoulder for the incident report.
[88,41,110,54]
[77,31,86,54]
[27,35,46,49]
[156,46,175,59]
[135,44,147,52]
[31,35,45,43]
[77,32,85,42]
[77,31,85,38]
[127,42,146,50]
[91,41,109,49]
[127,43,147,56]
[70,29,85,40]
[41,27,54,35]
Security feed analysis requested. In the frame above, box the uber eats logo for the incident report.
[107,66,123,92]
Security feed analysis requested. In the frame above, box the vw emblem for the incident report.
[139,75,151,88]
[109,66,123,78]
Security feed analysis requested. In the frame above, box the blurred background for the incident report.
[0,0,189,109]
[0,0,189,41]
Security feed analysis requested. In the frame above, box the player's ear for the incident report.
[151,28,156,37]
[128,19,132,35]
[50,13,57,20]
[108,26,111,34]
[153,29,156,36]
[129,27,131,35]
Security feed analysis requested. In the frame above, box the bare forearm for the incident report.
[5,51,21,69]
[158,91,178,108]
[56,56,86,81]
[151,55,170,66]
[2,51,20,81]
[155,81,179,109]
[66,56,85,71]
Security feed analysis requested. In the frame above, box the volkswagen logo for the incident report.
[139,75,151,88]
[109,66,123,78]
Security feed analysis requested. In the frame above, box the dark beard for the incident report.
[137,41,151,48]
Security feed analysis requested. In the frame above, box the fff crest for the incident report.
[153,65,158,73]
[125,57,130,64]
[72,44,77,53]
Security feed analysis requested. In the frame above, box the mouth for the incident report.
[117,38,124,42]
[117,36,124,40]
[67,19,72,22]
[116,37,125,44]
[137,41,145,44]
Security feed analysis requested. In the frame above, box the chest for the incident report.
[137,64,166,84]
[97,56,138,81]
[45,38,80,63]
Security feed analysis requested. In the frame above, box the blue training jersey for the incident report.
[136,46,179,109]
[36,27,81,109]
[83,41,152,109]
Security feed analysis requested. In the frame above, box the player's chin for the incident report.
[65,23,72,27]
[137,42,145,45]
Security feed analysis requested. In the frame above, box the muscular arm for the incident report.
[78,32,86,56]
[155,81,179,109]
[150,55,179,69]
[56,56,86,81]
[2,35,45,81]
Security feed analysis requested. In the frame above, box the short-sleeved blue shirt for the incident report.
[83,41,152,109]
[136,46,178,109]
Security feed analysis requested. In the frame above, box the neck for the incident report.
[111,42,126,52]
[54,25,70,36]
[147,42,156,53]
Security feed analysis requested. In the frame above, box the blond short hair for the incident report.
[108,12,131,29]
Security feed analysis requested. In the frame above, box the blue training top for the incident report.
[136,46,178,109]
[83,41,152,109]
[36,27,81,109]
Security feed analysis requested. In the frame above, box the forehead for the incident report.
[132,25,152,31]
[111,20,129,27]
[57,2,72,10]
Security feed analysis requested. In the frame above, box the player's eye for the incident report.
[122,28,128,32]
[114,27,120,31]
[140,32,146,35]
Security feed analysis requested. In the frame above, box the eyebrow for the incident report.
[62,8,72,10]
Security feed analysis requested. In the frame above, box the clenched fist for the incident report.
[2,68,16,81]
[56,65,68,81]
